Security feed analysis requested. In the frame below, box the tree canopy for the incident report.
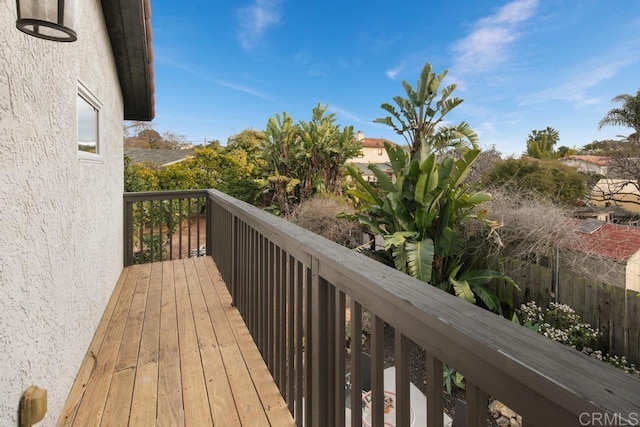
[124,126,191,150]
[525,127,559,159]
[124,136,262,203]
[261,104,358,214]
[482,157,586,206]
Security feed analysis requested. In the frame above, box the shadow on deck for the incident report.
[58,257,293,426]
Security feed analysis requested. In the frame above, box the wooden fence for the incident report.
[491,259,640,367]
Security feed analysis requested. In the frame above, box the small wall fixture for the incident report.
[16,0,77,42]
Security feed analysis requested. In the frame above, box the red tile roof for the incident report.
[564,223,640,261]
[562,155,610,166]
[360,138,396,148]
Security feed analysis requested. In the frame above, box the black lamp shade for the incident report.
[16,0,77,42]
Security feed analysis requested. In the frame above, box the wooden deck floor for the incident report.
[58,257,294,426]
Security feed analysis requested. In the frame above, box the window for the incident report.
[377,148,383,155]
[77,80,102,161]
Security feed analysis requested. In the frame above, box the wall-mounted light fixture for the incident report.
[16,0,77,42]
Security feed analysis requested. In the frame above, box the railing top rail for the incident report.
[206,189,640,426]
[124,189,208,202]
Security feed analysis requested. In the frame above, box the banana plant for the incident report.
[347,62,517,314]
[347,142,516,313]
[374,62,479,157]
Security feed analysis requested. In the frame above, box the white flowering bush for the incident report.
[582,349,640,376]
[517,301,639,376]
[518,302,600,350]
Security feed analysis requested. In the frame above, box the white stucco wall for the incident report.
[560,158,607,176]
[0,1,124,425]
[355,146,391,164]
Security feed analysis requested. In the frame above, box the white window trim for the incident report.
[77,79,103,164]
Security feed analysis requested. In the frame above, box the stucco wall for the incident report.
[560,158,607,176]
[626,251,640,293]
[356,146,391,164]
[0,1,124,425]
[591,179,640,214]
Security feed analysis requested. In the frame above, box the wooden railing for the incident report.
[123,190,208,266]
[126,190,640,427]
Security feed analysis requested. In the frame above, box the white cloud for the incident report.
[237,0,282,50]
[155,56,274,102]
[328,105,369,126]
[385,66,402,80]
[451,0,538,74]
[520,58,636,107]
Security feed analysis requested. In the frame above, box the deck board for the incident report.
[58,257,294,427]
[157,261,184,426]
[202,257,294,426]
[177,260,214,426]
[129,262,162,426]
[69,264,142,426]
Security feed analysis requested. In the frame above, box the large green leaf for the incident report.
[346,165,384,205]
[465,191,492,205]
[451,149,480,186]
[419,153,437,175]
[450,277,475,303]
[439,157,455,184]
[405,238,435,283]
[386,192,415,232]
[357,215,385,236]
[470,284,502,314]
[369,165,395,193]
[384,231,418,250]
[459,270,519,290]
[392,243,409,273]
[416,63,432,104]
[345,188,377,206]
[436,226,464,257]
[386,142,408,175]
[414,174,428,206]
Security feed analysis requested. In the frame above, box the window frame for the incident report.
[77,80,103,163]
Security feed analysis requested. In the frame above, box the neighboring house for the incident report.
[0,1,153,425]
[560,155,610,175]
[125,147,194,167]
[348,131,397,183]
[561,221,640,292]
[351,131,394,164]
[573,207,615,222]
[591,179,640,214]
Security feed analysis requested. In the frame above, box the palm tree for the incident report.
[598,89,640,144]
[526,126,559,158]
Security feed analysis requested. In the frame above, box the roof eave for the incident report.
[101,0,155,121]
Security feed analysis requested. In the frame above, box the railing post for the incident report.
[426,352,444,427]
[466,382,488,427]
[310,256,329,427]
[230,215,238,305]
[206,193,213,258]
[123,197,133,266]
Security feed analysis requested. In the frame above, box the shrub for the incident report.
[518,301,600,350]
[517,301,639,376]
[288,196,362,248]
[482,157,586,206]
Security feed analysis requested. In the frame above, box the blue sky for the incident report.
[150,0,640,156]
